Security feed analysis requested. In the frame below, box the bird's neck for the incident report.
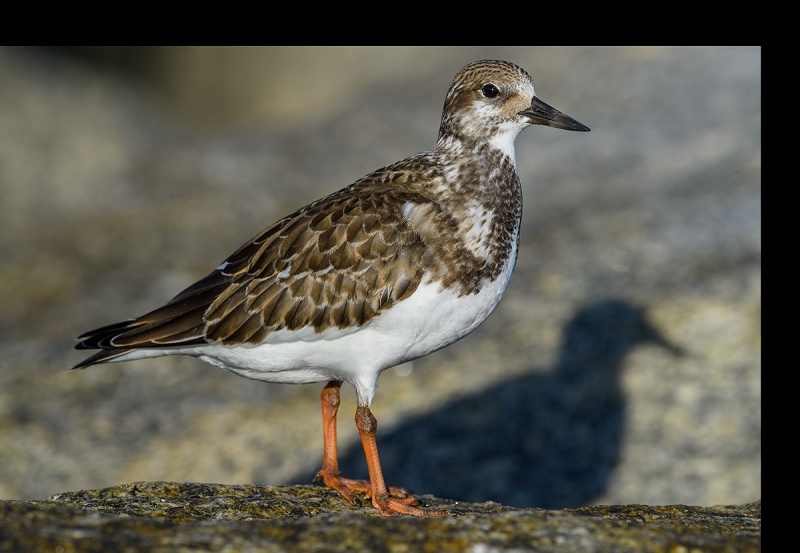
[437,118,522,164]
[432,131,521,203]
[425,132,523,268]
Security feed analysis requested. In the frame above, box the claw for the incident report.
[371,493,448,517]
[314,469,362,507]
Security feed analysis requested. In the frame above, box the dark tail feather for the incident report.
[75,319,138,347]
[109,307,207,347]
[70,348,128,370]
[72,269,231,370]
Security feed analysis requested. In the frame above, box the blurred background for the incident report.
[0,46,760,508]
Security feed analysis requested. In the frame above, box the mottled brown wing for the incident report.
[76,188,436,353]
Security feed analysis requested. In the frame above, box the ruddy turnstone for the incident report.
[73,60,589,516]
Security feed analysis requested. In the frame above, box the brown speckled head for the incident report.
[438,60,588,153]
[438,60,537,148]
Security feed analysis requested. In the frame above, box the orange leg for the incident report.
[314,381,365,506]
[314,381,442,515]
[355,404,446,516]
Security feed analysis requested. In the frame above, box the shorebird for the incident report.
[73,60,589,516]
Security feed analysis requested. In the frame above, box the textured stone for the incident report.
[0,483,760,552]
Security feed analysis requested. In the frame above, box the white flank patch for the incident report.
[460,203,494,259]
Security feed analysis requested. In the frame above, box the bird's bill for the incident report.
[520,96,590,132]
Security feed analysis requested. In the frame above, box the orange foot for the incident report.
[315,469,418,508]
[316,381,447,516]
[315,469,445,516]
[370,490,447,517]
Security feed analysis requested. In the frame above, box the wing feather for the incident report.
[74,180,461,369]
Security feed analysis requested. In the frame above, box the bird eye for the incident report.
[482,83,500,98]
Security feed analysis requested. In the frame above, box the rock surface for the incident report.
[0,482,760,552]
[1,47,760,509]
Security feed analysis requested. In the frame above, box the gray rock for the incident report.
[0,482,760,552]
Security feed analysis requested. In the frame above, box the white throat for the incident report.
[488,121,523,168]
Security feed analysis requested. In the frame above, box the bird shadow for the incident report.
[300,299,679,509]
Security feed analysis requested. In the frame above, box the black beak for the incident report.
[519,96,590,132]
